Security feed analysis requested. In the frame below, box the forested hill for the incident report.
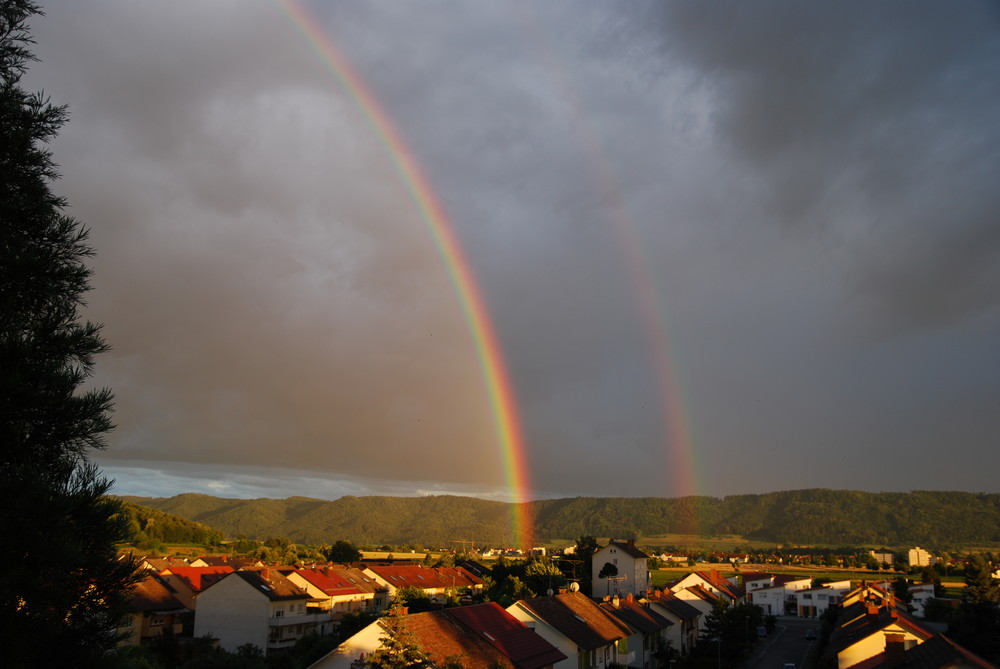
[120,489,1000,548]
[120,500,225,547]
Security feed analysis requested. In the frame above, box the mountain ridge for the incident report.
[119,489,1000,548]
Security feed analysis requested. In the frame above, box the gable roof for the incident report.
[646,590,702,622]
[293,567,364,597]
[516,591,633,650]
[446,603,568,669]
[160,565,234,592]
[230,568,311,602]
[127,574,188,614]
[366,564,484,590]
[899,633,996,669]
[604,540,649,560]
[693,571,745,600]
[828,604,935,658]
[395,605,566,669]
[599,596,672,635]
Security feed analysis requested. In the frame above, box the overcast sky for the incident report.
[26,0,1000,502]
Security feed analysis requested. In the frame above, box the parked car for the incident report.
[783,664,797,669]
[805,629,817,640]
[758,625,768,638]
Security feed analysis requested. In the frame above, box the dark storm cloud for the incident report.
[647,0,1000,330]
[24,0,1000,500]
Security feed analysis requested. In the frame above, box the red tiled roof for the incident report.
[647,590,702,621]
[294,567,363,596]
[399,610,515,669]
[367,564,483,590]
[446,603,568,669]
[160,566,234,592]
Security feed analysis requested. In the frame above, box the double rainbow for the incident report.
[277,1,534,549]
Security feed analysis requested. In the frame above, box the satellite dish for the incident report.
[568,582,580,592]
[546,589,554,596]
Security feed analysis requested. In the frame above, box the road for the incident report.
[744,617,822,669]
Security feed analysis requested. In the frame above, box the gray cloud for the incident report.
[26,0,1000,501]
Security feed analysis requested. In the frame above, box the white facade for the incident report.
[506,602,584,669]
[592,541,650,598]
[907,547,936,567]
[748,578,812,617]
[194,573,316,655]
[795,580,851,618]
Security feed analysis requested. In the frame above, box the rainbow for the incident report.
[512,7,702,505]
[276,0,534,548]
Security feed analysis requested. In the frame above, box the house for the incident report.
[308,603,567,669]
[746,575,812,616]
[643,589,701,655]
[363,564,484,602]
[794,581,851,618]
[907,582,936,618]
[139,556,188,572]
[507,591,634,669]
[668,570,744,605]
[846,632,996,669]
[190,555,263,569]
[670,584,722,631]
[827,602,935,669]
[118,573,189,646]
[824,584,993,669]
[158,565,234,610]
[284,566,382,620]
[599,594,672,669]
[194,568,317,655]
[592,540,650,598]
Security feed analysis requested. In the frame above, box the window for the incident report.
[151,616,164,627]
[275,609,284,617]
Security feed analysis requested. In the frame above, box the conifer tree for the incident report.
[0,2,140,665]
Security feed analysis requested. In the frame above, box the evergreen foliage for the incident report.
[0,1,141,665]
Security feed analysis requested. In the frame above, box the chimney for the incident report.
[612,595,620,608]
[261,568,270,580]
[884,634,906,668]
[867,604,880,616]
[626,593,634,603]
[627,539,635,550]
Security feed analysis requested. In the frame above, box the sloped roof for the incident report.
[367,564,483,590]
[446,603,568,669]
[398,610,514,669]
[127,574,188,614]
[646,590,702,621]
[694,571,745,600]
[231,568,311,602]
[516,591,633,651]
[607,540,649,560]
[685,584,723,605]
[294,568,363,596]
[160,565,234,592]
[900,633,996,669]
[599,597,672,635]
[829,604,934,657]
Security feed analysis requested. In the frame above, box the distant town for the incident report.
[114,537,1000,669]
